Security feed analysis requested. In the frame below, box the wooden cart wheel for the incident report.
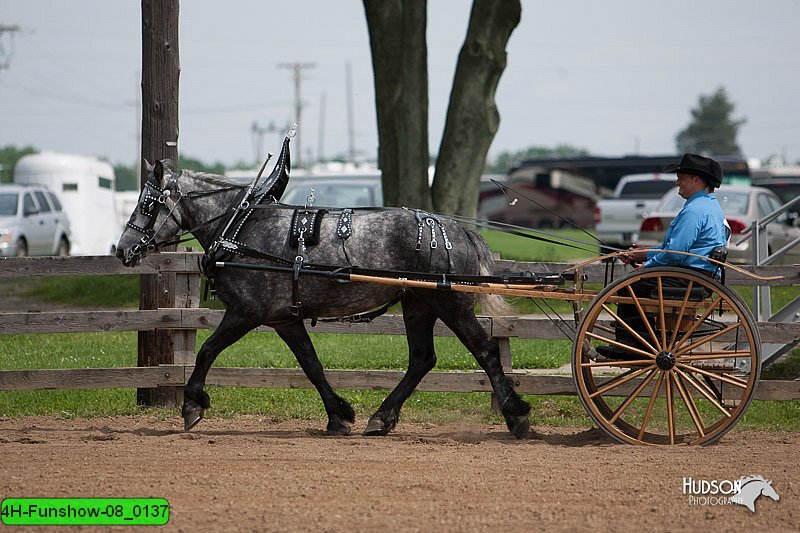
[572,266,760,445]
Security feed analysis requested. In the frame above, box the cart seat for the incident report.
[651,286,710,301]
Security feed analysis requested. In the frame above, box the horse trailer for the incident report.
[14,152,120,255]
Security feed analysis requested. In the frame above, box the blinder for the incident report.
[124,171,183,262]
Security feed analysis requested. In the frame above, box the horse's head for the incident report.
[761,479,780,502]
[116,159,184,267]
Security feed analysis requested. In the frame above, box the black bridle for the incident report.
[123,171,239,264]
[123,173,185,263]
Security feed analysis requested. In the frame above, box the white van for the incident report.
[14,152,120,255]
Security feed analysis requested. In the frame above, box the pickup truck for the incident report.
[593,173,677,249]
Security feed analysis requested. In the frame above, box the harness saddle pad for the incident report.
[289,209,326,247]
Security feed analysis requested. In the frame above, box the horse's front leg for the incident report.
[365,293,437,436]
[273,320,356,435]
[183,310,257,431]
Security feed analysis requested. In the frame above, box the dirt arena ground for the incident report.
[0,416,796,532]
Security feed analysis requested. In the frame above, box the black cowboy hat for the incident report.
[664,153,723,188]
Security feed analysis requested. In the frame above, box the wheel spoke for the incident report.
[676,363,749,389]
[679,350,752,361]
[667,280,694,351]
[581,359,654,368]
[588,365,652,398]
[637,371,665,441]
[595,323,615,336]
[609,369,658,423]
[657,278,667,350]
[626,285,661,350]
[666,371,675,445]
[674,368,732,418]
[673,295,724,349]
[675,323,743,357]
[672,372,705,437]
[585,331,655,359]
[601,303,658,354]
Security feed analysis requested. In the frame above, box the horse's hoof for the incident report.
[363,417,390,436]
[508,415,531,439]
[326,419,352,436]
[183,407,204,432]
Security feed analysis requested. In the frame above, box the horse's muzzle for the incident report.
[116,245,142,267]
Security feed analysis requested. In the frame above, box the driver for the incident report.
[597,153,728,359]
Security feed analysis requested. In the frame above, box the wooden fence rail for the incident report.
[1,253,799,402]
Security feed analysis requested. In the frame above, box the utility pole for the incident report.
[278,62,316,168]
[346,62,356,163]
[138,0,180,408]
[317,92,326,163]
[0,24,22,71]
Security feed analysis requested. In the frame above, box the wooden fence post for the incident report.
[171,260,200,401]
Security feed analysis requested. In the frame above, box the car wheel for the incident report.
[15,239,27,257]
[57,238,70,257]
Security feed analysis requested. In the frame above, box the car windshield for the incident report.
[619,180,675,199]
[658,189,750,216]
[0,193,18,216]
[282,182,379,207]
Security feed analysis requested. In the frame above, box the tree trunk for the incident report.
[363,0,431,211]
[138,0,180,407]
[432,0,521,216]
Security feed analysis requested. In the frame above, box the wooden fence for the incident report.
[1,252,799,402]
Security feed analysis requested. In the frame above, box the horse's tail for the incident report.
[464,228,514,317]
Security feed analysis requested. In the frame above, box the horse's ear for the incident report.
[143,158,153,173]
[153,160,164,181]
[155,159,176,183]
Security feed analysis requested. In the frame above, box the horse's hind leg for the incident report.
[273,321,356,435]
[365,293,437,436]
[183,310,258,431]
[420,292,531,439]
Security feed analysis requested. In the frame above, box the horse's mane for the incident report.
[739,475,768,486]
[181,169,247,188]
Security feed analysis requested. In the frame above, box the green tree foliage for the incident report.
[675,87,746,156]
[113,156,228,191]
[177,155,227,176]
[486,144,590,174]
[114,164,139,191]
[0,145,37,183]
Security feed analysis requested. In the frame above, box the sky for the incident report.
[2,0,799,171]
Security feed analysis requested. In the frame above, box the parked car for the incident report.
[638,185,800,265]
[478,170,599,229]
[14,151,120,255]
[594,173,678,248]
[751,166,800,221]
[281,176,383,208]
[0,184,72,257]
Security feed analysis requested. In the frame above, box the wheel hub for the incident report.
[655,351,676,370]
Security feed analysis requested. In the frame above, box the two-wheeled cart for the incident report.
[267,255,764,446]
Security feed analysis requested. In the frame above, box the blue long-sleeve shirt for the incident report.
[643,190,727,272]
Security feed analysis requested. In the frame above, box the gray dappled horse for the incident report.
[115,157,531,438]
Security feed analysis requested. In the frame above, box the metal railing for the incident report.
[735,195,800,365]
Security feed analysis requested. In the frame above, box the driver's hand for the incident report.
[619,244,646,265]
